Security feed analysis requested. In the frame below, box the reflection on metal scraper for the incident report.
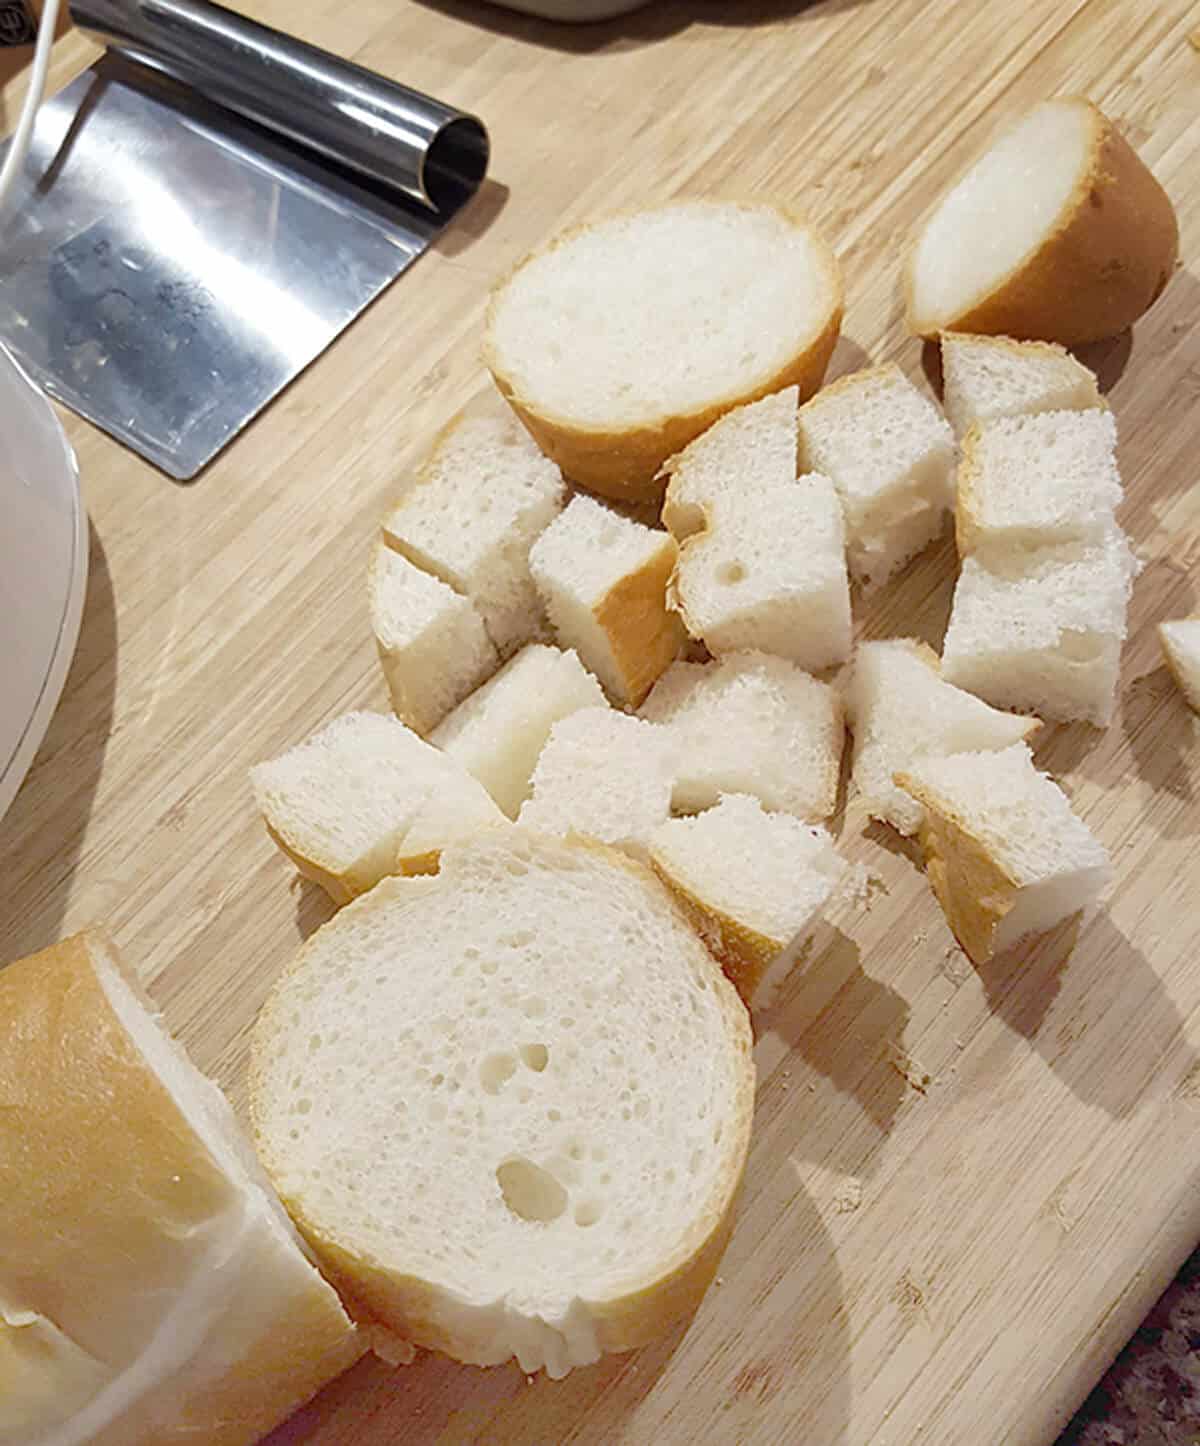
[0,2,488,479]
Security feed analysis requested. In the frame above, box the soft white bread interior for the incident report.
[368,540,499,735]
[528,493,685,706]
[249,832,755,1380]
[660,390,849,670]
[660,387,800,540]
[431,644,607,817]
[396,769,511,877]
[894,744,1112,964]
[1158,619,1200,714]
[381,412,566,655]
[484,200,842,504]
[640,650,844,821]
[940,332,1103,438]
[251,710,502,902]
[795,364,955,588]
[518,708,673,859]
[647,794,848,1009]
[955,408,1122,556]
[906,98,1179,345]
[941,532,1137,726]
[843,639,1039,835]
[0,931,361,1446]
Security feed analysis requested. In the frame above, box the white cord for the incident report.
[0,0,62,220]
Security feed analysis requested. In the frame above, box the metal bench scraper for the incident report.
[0,0,489,478]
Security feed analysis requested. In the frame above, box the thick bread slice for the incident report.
[517,708,673,859]
[381,412,567,654]
[368,541,499,735]
[484,201,842,504]
[660,387,800,540]
[955,409,1122,556]
[0,932,361,1446]
[1158,619,1200,714]
[941,532,1137,726]
[894,744,1112,964]
[907,98,1179,345]
[431,644,607,817]
[795,364,955,588]
[249,832,755,1380]
[940,332,1103,438]
[251,710,498,902]
[640,650,844,820]
[528,493,685,706]
[843,639,1039,835]
[647,794,848,1009]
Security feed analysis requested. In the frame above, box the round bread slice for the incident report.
[484,200,842,504]
[250,831,755,1380]
[906,98,1178,345]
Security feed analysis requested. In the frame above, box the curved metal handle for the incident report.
[68,0,489,213]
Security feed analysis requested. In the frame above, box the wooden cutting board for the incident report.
[3,2,1199,1442]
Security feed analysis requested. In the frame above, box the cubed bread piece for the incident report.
[895,743,1112,964]
[381,412,566,654]
[640,650,844,820]
[941,532,1137,726]
[251,711,479,903]
[368,541,499,735]
[528,493,685,705]
[431,644,607,817]
[518,709,673,858]
[661,387,800,540]
[668,475,852,672]
[844,639,1039,835]
[1158,619,1200,714]
[647,794,847,1008]
[396,770,511,876]
[940,332,1103,438]
[796,364,955,588]
[956,409,1121,555]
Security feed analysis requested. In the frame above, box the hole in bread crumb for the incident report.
[295,1098,312,1116]
[481,959,499,976]
[496,1158,568,1223]
[560,1016,576,1030]
[568,1141,585,1162]
[481,1053,517,1094]
[518,1087,533,1104]
[574,1200,603,1227]
[308,1034,322,1053]
[689,1149,703,1175]
[501,929,534,949]
[520,1043,549,1072]
[547,1108,562,1123]
[523,996,546,1018]
[635,1098,650,1120]
[716,561,747,585]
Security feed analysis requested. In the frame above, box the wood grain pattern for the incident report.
[2,2,1199,1442]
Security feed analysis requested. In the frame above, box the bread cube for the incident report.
[796,364,955,588]
[941,533,1137,725]
[382,413,566,654]
[1158,619,1200,714]
[843,639,1038,835]
[956,409,1122,555]
[518,709,673,858]
[368,542,499,735]
[640,650,843,820]
[251,711,476,902]
[529,493,685,706]
[431,644,606,817]
[940,332,1103,439]
[895,744,1112,964]
[647,794,847,1008]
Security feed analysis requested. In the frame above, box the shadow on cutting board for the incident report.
[266,1179,851,1444]
[0,523,117,966]
[759,925,911,1174]
[976,913,1195,1120]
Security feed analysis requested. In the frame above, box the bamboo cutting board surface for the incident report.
[3,2,1200,1442]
